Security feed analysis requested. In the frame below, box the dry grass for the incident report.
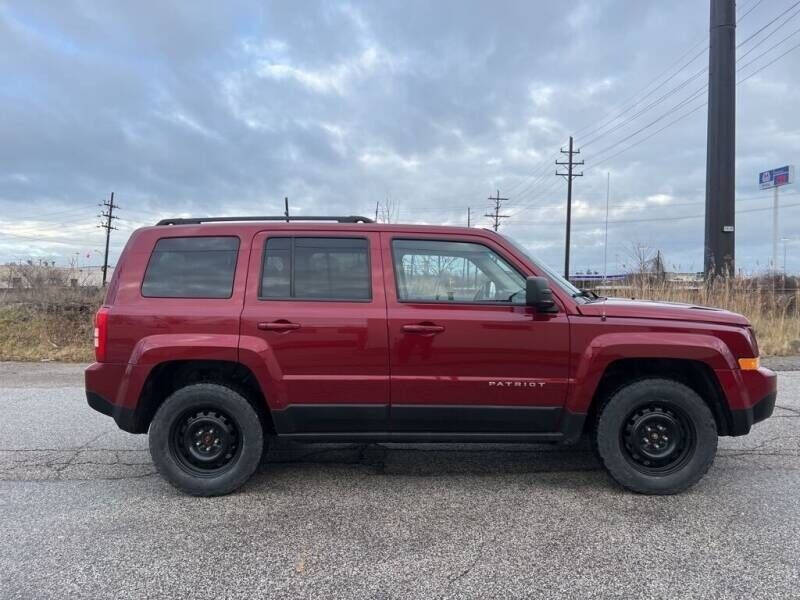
[0,288,103,362]
[609,278,800,356]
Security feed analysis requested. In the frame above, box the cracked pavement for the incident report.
[0,363,799,599]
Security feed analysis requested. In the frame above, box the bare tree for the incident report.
[624,241,657,277]
[380,195,401,223]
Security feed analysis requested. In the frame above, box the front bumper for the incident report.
[726,366,778,435]
[729,390,777,436]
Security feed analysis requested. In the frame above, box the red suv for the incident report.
[86,216,776,496]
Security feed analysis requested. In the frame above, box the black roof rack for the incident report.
[155,215,375,226]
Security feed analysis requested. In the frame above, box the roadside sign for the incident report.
[759,165,794,190]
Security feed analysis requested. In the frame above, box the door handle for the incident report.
[402,323,445,334]
[258,321,301,332]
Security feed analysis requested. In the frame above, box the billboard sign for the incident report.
[759,165,794,190]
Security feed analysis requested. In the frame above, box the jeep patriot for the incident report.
[85,215,777,496]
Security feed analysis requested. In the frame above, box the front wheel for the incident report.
[594,378,717,495]
[149,383,264,496]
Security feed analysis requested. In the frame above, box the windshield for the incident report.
[498,233,589,303]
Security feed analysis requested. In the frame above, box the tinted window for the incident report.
[261,237,291,298]
[261,237,371,300]
[142,236,239,298]
[392,239,525,303]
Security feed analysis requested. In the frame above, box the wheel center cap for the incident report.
[203,433,214,445]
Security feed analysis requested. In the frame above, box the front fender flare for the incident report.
[567,331,737,414]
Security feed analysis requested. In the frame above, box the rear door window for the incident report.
[260,237,371,300]
[142,236,239,298]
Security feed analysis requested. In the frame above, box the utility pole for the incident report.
[467,207,471,227]
[484,190,508,231]
[704,0,736,278]
[98,192,118,286]
[556,136,583,280]
[284,197,290,223]
[375,201,380,222]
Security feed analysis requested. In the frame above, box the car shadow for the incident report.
[259,436,603,477]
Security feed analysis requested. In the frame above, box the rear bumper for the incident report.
[85,361,145,433]
[86,390,138,433]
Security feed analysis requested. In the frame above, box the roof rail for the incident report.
[155,215,375,226]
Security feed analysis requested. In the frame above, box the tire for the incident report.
[594,378,717,495]
[148,383,265,496]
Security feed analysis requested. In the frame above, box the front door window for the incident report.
[391,239,526,304]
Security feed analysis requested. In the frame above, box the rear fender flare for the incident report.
[119,334,240,411]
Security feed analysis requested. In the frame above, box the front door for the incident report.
[382,233,570,434]
[240,230,389,435]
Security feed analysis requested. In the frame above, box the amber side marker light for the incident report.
[738,357,760,370]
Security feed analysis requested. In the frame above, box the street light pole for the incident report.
[603,171,610,280]
[782,237,790,274]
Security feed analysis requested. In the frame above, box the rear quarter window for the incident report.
[141,236,239,298]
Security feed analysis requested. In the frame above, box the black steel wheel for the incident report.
[149,383,265,496]
[595,378,717,495]
[170,408,241,477]
[621,404,696,475]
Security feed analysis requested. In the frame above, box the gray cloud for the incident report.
[1,0,799,274]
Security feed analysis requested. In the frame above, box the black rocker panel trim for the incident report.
[271,404,390,433]
[280,431,567,443]
[271,403,576,437]
[390,405,564,433]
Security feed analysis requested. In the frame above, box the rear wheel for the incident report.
[594,378,717,495]
[149,383,264,496]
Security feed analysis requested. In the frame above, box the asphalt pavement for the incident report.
[0,361,798,599]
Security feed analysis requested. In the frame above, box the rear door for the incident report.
[240,230,389,435]
[381,232,570,434]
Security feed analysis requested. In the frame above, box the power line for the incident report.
[737,0,766,22]
[506,0,796,219]
[736,23,800,73]
[737,4,800,61]
[576,44,709,146]
[573,1,800,159]
[739,36,800,83]
[571,36,709,142]
[504,196,800,229]
[589,102,707,172]
[580,66,708,149]
[581,16,800,173]
[737,0,800,48]
[509,24,799,218]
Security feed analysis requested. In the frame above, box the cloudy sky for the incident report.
[1,0,799,275]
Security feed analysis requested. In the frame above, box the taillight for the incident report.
[94,307,110,362]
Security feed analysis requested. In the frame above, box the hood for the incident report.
[577,297,750,326]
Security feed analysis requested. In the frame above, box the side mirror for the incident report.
[525,276,558,312]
